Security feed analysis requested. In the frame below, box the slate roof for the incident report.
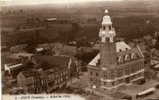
[88,41,144,67]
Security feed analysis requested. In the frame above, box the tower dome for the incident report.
[99,9,116,43]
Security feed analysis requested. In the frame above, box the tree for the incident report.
[69,22,80,41]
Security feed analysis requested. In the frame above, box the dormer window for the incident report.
[118,56,123,64]
[131,53,137,59]
[125,54,130,61]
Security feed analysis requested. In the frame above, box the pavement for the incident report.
[118,79,159,100]
[68,72,159,100]
[68,72,89,89]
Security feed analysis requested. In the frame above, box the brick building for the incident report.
[88,10,145,90]
[17,55,79,93]
[17,70,42,94]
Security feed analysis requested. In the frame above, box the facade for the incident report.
[87,10,145,90]
[17,55,79,93]
[17,70,42,94]
[44,66,69,93]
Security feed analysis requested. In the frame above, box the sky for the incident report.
[2,0,124,6]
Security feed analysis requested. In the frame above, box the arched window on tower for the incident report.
[103,26,106,30]
[109,25,112,30]
[106,38,110,42]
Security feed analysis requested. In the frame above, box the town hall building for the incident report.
[88,10,145,90]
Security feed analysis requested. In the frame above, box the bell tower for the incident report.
[99,9,117,68]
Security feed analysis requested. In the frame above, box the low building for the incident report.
[10,44,28,53]
[9,52,33,59]
[30,55,79,93]
[5,61,35,79]
[4,63,23,75]
[16,55,80,93]
[36,43,77,56]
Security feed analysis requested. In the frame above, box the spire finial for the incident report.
[99,9,116,43]
[105,9,108,14]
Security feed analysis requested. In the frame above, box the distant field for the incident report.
[1,0,159,46]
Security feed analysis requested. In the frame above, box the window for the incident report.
[111,70,116,79]
[109,25,111,30]
[106,38,110,42]
[104,74,106,78]
[125,54,130,61]
[117,69,123,77]
[125,67,129,75]
[61,78,63,81]
[131,53,137,59]
[118,56,123,64]
[55,80,57,84]
[107,71,111,79]
[90,72,93,75]
[112,82,115,86]
[131,65,136,73]
[103,26,106,30]
[90,78,93,81]
[96,73,99,76]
